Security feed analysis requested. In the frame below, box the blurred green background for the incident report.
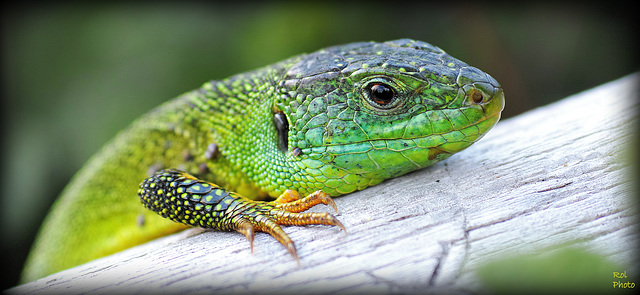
[1,2,637,289]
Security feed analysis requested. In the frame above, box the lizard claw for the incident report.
[233,190,346,259]
[235,221,255,253]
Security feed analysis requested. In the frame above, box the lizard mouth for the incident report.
[325,110,500,161]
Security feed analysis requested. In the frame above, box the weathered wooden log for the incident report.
[10,74,638,294]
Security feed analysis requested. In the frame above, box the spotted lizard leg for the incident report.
[138,169,345,260]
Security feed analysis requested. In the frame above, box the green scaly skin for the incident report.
[22,39,504,282]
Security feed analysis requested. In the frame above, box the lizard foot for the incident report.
[139,169,345,261]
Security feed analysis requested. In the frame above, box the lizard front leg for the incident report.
[138,169,345,260]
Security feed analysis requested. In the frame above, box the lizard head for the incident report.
[273,39,504,196]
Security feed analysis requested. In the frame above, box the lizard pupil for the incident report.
[369,83,395,105]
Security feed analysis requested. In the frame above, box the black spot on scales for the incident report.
[273,111,289,153]
[204,143,219,160]
[183,150,194,162]
[198,163,210,175]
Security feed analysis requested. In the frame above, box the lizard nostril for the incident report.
[472,91,484,104]
[465,82,499,105]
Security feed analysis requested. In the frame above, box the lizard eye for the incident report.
[364,82,397,109]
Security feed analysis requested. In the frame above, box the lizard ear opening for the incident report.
[273,111,289,153]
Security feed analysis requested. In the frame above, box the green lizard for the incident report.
[21,39,504,282]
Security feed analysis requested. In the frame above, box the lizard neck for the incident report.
[185,67,296,198]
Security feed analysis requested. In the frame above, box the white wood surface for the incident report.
[10,74,638,294]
